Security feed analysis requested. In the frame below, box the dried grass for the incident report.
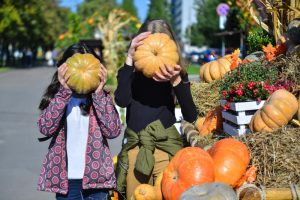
[239,127,300,187]
[190,81,221,117]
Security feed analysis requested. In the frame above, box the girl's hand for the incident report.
[153,64,182,87]
[95,64,107,95]
[58,63,70,90]
[126,31,152,66]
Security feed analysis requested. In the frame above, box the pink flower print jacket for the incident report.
[37,86,122,194]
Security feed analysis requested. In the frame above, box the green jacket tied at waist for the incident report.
[115,120,183,192]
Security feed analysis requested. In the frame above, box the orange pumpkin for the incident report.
[133,172,163,200]
[196,106,223,136]
[65,53,101,94]
[200,56,231,83]
[298,95,300,121]
[208,138,250,187]
[133,33,179,78]
[162,147,215,200]
[249,89,298,132]
[134,184,161,200]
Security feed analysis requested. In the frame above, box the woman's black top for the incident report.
[114,64,198,133]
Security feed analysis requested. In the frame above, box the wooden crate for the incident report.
[220,100,265,136]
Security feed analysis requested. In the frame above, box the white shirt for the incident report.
[66,96,89,179]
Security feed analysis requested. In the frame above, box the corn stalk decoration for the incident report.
[97,9,131,85]
[247,0,300,42]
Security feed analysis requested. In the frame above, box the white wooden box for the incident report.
[220,100,265,136]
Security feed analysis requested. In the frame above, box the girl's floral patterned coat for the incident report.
[37,86,122,194]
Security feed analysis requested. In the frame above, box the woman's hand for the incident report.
[95,64,107,95]
[153,64,182,87]
[126,31,152,66]
[57,63,70,90]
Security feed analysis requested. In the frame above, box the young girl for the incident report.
[37,43,122,199]
[114,19,198,199]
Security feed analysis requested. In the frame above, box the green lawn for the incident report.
[0,67,11,73]
[187,64,200,75]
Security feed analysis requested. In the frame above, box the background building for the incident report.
[171,0,198,53]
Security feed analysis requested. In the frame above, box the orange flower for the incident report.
[58,34,65,41]
[230,48,241,70]
[87,18,94,25]
[262,43,276,61]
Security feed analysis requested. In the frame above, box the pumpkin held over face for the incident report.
[162,147,215,200]
[249,89,299,133]
[65,53,101,94]
[133,33,179,78]
[208,138,250,188]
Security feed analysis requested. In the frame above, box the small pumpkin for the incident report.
[249,89,299,132]
[179,182,238,200]
[298,95,300,121]
[196,106,223,136]
[208,138,250,188]
[133,184,161,200]
[133,33,179,78]
[65,53,101,94]
[162,147,215,200]
[132,172,163,200]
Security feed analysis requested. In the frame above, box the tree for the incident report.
[189,0,225,48]
[0,0,71,66]
[77,0,117,20]
[147,0,171,23]
[121,0,137,17]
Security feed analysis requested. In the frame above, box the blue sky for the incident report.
[60,0,148,22]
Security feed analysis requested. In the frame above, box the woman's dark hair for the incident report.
[137,19,187,74]
[38,43,103,115]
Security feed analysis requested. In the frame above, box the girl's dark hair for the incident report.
[38,43,103,115]
[137,19,187,74]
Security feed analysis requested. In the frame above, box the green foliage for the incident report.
[0,0,71,49]
[190,0,224,47]
[147,0,171,23]
[247,27,275,54]
[121,0,137,17]
[77,0,117,20]
[219,61,285,102]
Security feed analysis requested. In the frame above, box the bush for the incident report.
[247,27,275,54]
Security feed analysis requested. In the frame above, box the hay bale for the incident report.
[191,80,221,117]
[274,55,300,86]
[239,127,300,187]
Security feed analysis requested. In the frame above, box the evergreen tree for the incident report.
[147,0,171,23]
[121,0,137,17]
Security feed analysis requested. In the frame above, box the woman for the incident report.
[114,19,198,199]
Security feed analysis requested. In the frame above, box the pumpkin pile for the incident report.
[65,53,101,94]
[132,139,251,200]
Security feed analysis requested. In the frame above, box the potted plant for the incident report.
[219,61,293,136]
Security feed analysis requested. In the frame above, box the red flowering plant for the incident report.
[220,61,294,110]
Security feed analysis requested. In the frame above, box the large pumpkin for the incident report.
[65,53,101,94]
[133,33,179,78]
[249,89,298,132]
[200,56,232,83]
[208,138,250,187]
[162,147,215,200]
